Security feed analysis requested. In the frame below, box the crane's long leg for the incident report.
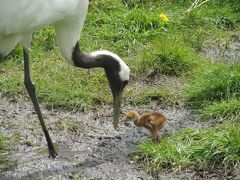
[23,48,58,158]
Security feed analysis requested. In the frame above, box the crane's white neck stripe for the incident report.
[89,50,130,81]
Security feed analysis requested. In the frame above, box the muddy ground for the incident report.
[0,36,240,179]
[201,34,240,63]
[0,77,234,180]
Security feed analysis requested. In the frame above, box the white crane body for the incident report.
[0,0,88,61]
[0,0,130,158]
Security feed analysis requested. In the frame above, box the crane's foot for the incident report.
[48,149,58,159]
[153,138,160,144]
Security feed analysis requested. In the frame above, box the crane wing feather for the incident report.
[0,0,79,34]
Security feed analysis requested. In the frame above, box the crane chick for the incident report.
[124,111,167,143]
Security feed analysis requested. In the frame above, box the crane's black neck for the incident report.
[72,42,101,68]
[72,42,120,73]
[72,42,126,97]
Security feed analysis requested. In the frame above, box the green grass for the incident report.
[1,0,238,109]
[199,99,240,121]
[0,50,110,109]
[135,37,200,76]
[184,62,240,122]
[184,63,240,108]
[0,134,9,165]
[135,123,240,172]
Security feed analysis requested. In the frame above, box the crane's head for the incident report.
[87,50,130,129]
[72,45,130,130]
[104,51,130,130]
[90,50,130,130]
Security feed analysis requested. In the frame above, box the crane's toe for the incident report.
[48,149,58,159]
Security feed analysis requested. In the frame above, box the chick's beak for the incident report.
[123,117,131,126]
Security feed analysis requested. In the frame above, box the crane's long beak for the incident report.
[113,92,122,130]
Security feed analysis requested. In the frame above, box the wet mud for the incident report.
[0,94,207,179]
[201,34,240,63]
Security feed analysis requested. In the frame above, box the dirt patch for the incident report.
[0,72,237,179]
[0,92,206,180]
[201,34,240,63]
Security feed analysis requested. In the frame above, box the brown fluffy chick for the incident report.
[124,111,167,142]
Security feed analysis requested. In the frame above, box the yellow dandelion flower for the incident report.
[160,13,169,23]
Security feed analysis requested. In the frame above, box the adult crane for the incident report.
[0,0,130,158]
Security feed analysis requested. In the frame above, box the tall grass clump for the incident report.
[178,0,239,31]
[176,0,240,49]
[199,99,240,121]
[85,3,168,56]
[136,123,240,172]
[185,63,240,108]
[1,0,239,110]
[135,37,200,76]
